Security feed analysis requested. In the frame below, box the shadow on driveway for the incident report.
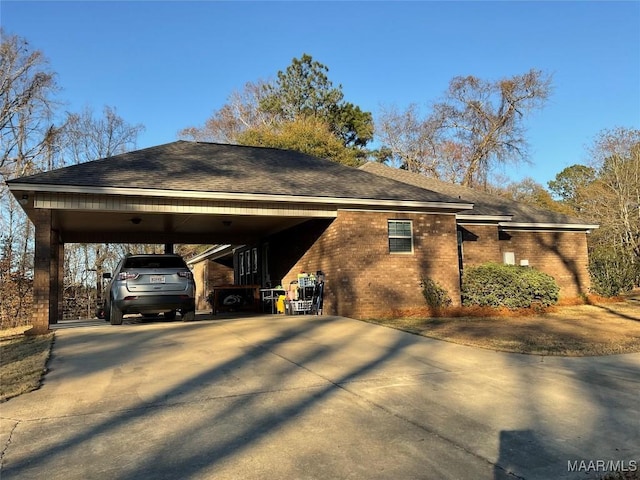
[1,315,639,479]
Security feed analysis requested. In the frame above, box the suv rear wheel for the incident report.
[182,310,195,322]
[109,298,124,325]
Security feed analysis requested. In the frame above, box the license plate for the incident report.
[150,275,165,284]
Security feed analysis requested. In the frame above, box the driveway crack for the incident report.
[0,419,20,468]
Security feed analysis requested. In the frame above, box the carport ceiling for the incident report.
[7,141,473,245]
[51,210,310,244]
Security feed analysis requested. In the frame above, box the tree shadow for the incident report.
[536,230,588,298]
[4,308,639,478]
[494,430,565,479]
[1,316,431,479]
[491,350,640,479]
[588,303,640,322]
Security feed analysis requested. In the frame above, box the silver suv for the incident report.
[104,254,196,325]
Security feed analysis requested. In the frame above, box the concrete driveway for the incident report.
[1,315,639,479]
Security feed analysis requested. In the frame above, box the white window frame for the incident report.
[388,219,413,254]
[252,248,258,273]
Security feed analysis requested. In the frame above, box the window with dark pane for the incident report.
[388,220,413,253]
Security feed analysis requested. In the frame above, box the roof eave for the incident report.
[187,244,234,265]
[498,222,600,231]
[8,183,475,212]
[456,214,513,222]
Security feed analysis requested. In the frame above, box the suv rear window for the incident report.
[123,257,187,269]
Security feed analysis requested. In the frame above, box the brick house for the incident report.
[184,150,597,316]
[359,163,598,299]
[7,141,597,332]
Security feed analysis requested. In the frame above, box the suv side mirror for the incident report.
[102,272,112,279]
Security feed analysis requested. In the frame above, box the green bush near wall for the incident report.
[421,277,452,309]
[461,263,560,309]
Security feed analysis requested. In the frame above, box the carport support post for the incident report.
[54,241,64,323]
[30,209,60,334]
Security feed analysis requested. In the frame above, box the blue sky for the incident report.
[2,1,639,187]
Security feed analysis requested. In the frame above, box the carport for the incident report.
[7,141,472,333]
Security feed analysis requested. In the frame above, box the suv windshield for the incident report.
[123,256,187,269]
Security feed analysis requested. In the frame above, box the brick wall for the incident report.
[31,209,57,333]
[267,219,334,288]
[498,230,591,298]
[460,224,591,299]
[208,261,234,287]
[458,224,501,264]
[271,211,461,319]
[192,260,234,310]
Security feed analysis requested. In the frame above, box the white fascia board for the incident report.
[187,244,233,265]
[456,214,513,222]
[340,208,458,215]
[9,183,475,211]
[499,222,600,230]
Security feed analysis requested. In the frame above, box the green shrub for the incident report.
[461,263,559,309]
[421,277,452,309]
[589,247,638,297]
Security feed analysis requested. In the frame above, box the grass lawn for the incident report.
[0,326,54,402]
[368,296,640,356]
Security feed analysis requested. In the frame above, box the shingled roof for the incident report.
[8,141,471,208]
[359,162,598,228]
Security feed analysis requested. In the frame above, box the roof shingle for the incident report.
[9,141,469,206]
[359,162,594,226]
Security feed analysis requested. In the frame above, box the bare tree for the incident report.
[0,31,62,326]
[587,127,640,258]
[376,69,552,189]
[63,105,144,163]
[179,80,276,143]
[376,104,441,175]
[0,32,151,323]
[436,70,552,187]
[0,30,60,179]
